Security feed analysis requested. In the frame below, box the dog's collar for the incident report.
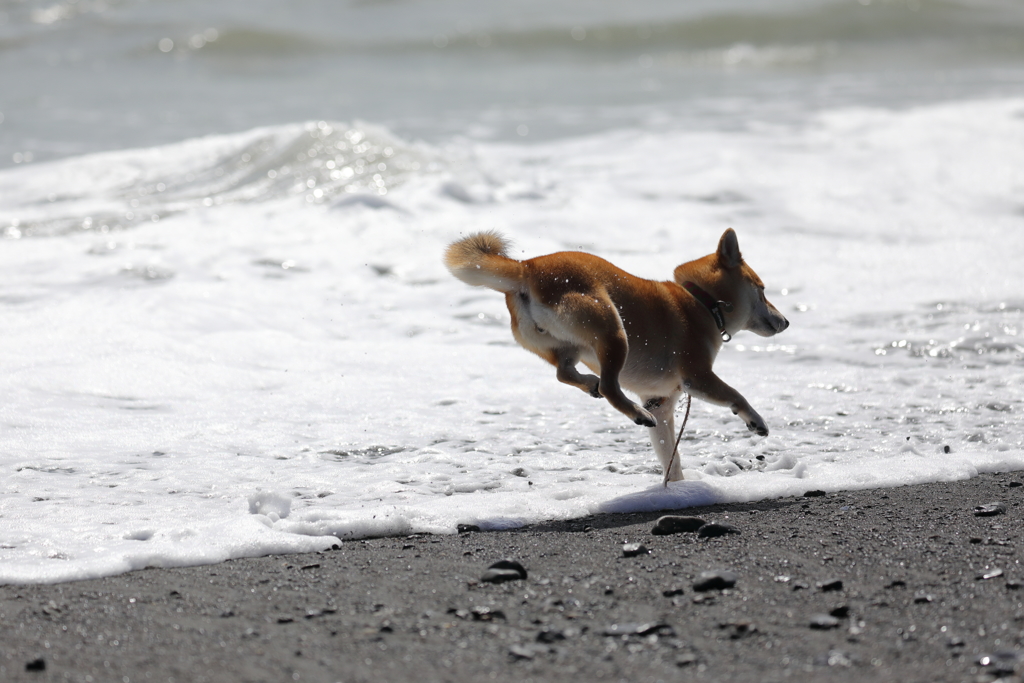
[682,281,735,342]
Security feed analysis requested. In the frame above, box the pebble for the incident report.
[914,592,935,603]
[974,502,1007,517]
[676,652,699,667]
[693,570,738,592]
[508,644,548,660]
[697,522,741,538]
[481,568,522,583]
[622,542,649,557]
[816,649,852,667]
[803,490,827,497]
[470,606,506,621]
[662,587,685,597]
[481,559,528,583]
[719,620,757,639]
[976,650,1024,677]
[25,658,46,672]
[809,614,841,630]
[457,524,481,533]
[829,605,850,618]
[304,608,336,619]
[601,622,675,637]
[536,628,566,643]
[651,515,706,535]
[977,568,1004,581]
[818,579,843,592]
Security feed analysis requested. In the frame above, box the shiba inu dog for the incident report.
[444,229,789,481]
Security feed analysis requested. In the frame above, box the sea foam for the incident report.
[1,99,1023,584]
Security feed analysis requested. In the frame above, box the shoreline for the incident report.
[3,472,1023,683]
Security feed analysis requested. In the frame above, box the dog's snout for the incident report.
[779,317,790,332]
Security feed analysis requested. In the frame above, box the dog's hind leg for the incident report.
[644,392,684,481]
[551,292,655,427]
[554,350,601,398]
[596,335,656,427]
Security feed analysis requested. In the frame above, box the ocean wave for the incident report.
[0,121,436,238]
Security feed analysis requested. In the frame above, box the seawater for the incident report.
[1,0,1024,584]
[5,0,1024,164]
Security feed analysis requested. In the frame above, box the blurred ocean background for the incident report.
[4,0,1024,166]
[2,0,1024,583]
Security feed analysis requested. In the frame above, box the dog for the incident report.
[443,229,788,481]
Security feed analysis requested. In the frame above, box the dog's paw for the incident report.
[634,410,657,428]
[589,386,602,398]
[747,420,769,437]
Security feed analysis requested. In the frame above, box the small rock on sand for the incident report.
[977,568,1004,581]
[693,570,738,592]
[481,559,528,583]
[651,516,706,535]
[601,623,675,637]
[697,522,741,538]
[622,543,649,557]
[809,614,841,630]
[974,502,1006,517]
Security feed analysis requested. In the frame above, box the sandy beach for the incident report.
[3,471,1023,683]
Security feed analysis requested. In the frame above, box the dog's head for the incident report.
[674,229,789,339]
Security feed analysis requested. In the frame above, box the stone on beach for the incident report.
[651,516,706,535]
[481,559,528,583]
[693,570,738,592]
[697,522,741,538]
[622,542,649,557]
[809,614,841,630]
[974,502,1007,517]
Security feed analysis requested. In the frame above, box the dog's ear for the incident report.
[716,228,743,269]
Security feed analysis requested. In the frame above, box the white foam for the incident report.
[2,99,1023,584]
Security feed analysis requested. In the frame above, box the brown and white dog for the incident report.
[444,229,789,481]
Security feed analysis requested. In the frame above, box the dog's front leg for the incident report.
[686,371,768,437]
[644,393,684,481]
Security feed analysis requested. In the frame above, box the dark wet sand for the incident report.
[3,472,1024,683]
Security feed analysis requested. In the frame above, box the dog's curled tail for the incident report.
[444,231,524,292]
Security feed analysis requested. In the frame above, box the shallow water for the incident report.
[2,1,1024,584]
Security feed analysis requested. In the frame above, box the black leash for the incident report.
[663,393,692,487]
